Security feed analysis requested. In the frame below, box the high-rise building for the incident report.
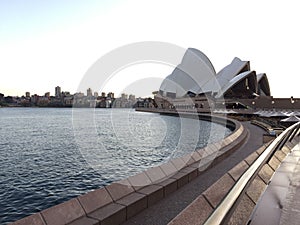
[63,91,71,96]
[107,92,114,99]
[0,93,4,102]
[45,92,50,98]
[31,94,39,104]
[55,86,61,98]
[129,94,136,101]
[74,92,84,98]
[121,93,128,100]
[87,88,92,97]
[25,92,30,98]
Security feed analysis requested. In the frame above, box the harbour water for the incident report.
[0,108,231,224]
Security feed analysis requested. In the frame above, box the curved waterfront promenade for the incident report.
[166,122,299,225]
[122,120,265,225]
[10,112,248,225]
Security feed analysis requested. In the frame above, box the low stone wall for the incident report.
[250,120,272,132]
[10,113,248,225]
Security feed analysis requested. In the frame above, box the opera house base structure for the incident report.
[151,48,299,113]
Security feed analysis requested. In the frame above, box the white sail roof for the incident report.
[159,48,270,99]
[215,71,257,98]
[216,57,250,88]
[159,48,216,98]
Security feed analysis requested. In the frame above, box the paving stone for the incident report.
[286,142,294,149]
[281,146,292,155]
[229,134,238,142]
[105,179,134,201]
[188,161,201,169]
[230,125,241,135]
[291,139,299,146]
[195,148,205,158]
[190,151,202,162]
[217,132,248,162]
[228,160,249,181]
[228,194,255,225]
[9,213,45,225]
[127,171,152,190]
[268,156,282,171]
[294,135,300,142]
[68,217,99,225]
[159,162,178,178]
[218,140,235,155]
[186,153,196,166]
[137,184,164,206]
[180,154,194,166]
[172,171,189,188]
[77,188,113,214]
[197,153,217,173]
[203,173,235,208]
[234,127,242,137]
[145,166,166,183]
[213,142,223,151]
[116,192,147,219]
[200,146,211,157]
[88,203,126,225]
[246,176,267,204]
[170,157,187,171]
[168,195,213,225]
[220,138,231,147]
[180,166,198,182]
[225,135,234,143]
[274,150,287,162]
[205,145,217,155]
[41,198,85,225]
[216,144,234,159]
[258,164,274,184]
[156,178,178,196]
[245,152,259,165]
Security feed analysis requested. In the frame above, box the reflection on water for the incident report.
[0,108,231,224]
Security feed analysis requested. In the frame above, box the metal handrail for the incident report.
[204,121,300,225]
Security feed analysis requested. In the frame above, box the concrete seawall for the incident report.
[10,112,248,225]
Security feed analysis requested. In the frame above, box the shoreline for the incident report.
[8,111,246,225]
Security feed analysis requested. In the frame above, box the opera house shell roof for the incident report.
[159,48,271,99]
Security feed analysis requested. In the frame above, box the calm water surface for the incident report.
[0,108,231,224]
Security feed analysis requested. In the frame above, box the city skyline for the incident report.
[0,84,146,108]
[1,1,300,98]
[0,85,131,99]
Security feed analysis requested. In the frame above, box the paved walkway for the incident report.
[249,142,300,225]
[122,121,267,225]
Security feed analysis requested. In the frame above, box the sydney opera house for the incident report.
[155,48,299,111]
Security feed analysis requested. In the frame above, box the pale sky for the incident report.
[0,0,299,98]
